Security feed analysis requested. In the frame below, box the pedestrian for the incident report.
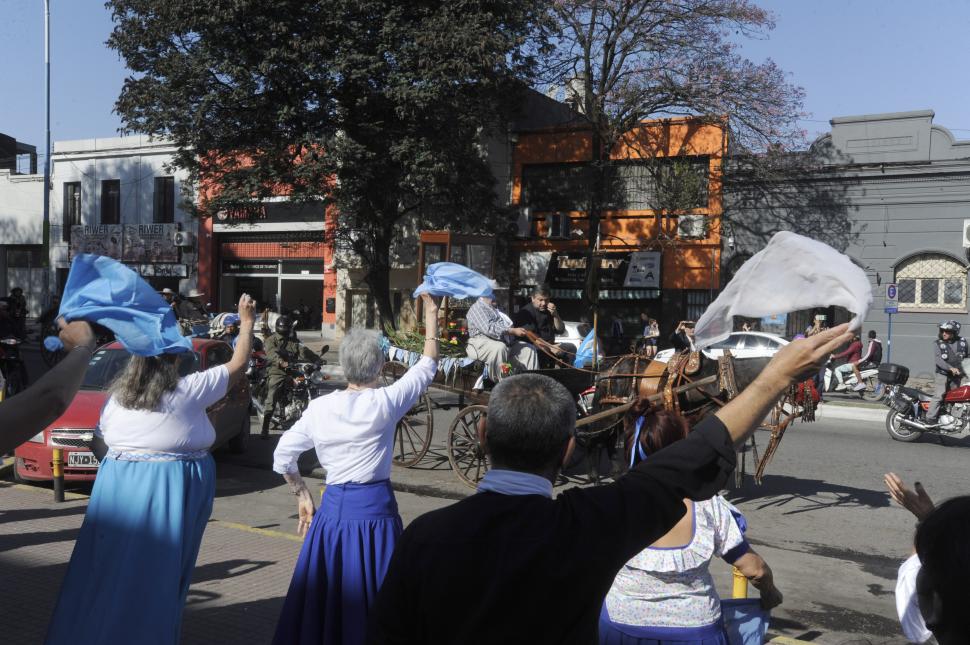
[913,495,970,644]
[271,294,440,645]
[807,314,829,398]
[0,320,94,454]
[367,325,851,644]
[927,320,969,424]
[669,320,696,352]
[260,314,321,438]
[45,294,256,645]
[159,287,177,310]
[638,314,660,358]
[600,404,782,643]
[9,287,27,338]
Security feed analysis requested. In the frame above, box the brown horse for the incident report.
[573,352,773,482]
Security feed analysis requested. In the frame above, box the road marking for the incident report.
[211,519,304,543]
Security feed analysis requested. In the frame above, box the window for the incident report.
[684,290,712,322]
[895,253,967,310]
[6,246,42,268]
[63,182,81,242]
[153,176,175,224]
[101,179,121,224]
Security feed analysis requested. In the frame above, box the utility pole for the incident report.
[42,0,52,303]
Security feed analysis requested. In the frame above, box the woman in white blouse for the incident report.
[46,294,256,645]
[600,406,783,645]
[271,294,439,645]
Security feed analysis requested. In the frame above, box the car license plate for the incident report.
[67,452,100,468]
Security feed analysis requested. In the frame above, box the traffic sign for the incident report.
[885,283,898,314]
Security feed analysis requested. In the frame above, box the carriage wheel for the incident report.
[381,361,434,467]
[447,405,489,489]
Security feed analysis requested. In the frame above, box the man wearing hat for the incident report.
[176,288,210,336]
[159,288,177,311]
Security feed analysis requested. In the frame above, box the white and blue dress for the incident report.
[46,365,230,645]
[600,495,750,645]
[271,355,436,645]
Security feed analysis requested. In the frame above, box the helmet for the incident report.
[275,315,294,336]
[940,320,961,334]
[223,314,240,326]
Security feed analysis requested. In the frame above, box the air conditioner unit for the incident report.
[677,214,708,240]
[544,213,571,239]
[173,230,196,247]
[515,207,533,238]
[963,219,970,248]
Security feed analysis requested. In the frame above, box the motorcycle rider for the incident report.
[927,320,970,424]
[850,330,883,391]
[260,315,321,439]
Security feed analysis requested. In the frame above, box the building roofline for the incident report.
[829,109,935,125]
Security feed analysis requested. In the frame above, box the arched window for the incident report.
[895,253,967,311]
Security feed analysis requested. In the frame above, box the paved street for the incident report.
[0,339,950,643]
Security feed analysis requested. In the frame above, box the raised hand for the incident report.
[884,472,935,521]
[761,323,853,385]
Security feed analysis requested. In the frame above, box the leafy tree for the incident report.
[542,0,808,307]
[107,0,547,327]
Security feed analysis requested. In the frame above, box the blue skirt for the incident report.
[599,605,730,645]
[272,479,402,645]
[46,452,216,645]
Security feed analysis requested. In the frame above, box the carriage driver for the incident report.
[927,320,969,424]
[465,294,538,381]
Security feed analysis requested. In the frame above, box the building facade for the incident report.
[0,133,45,316]
[50,136,198,299]
[510,117,726,336]
[725,110,970,379]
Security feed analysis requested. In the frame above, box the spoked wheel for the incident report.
[886,410,922,442]
[447,405,489,489]
[382,361,434,467]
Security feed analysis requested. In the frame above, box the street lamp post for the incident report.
[42,0,52,304]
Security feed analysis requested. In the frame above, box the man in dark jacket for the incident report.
[260,314,320,438]
[669,320,696,352]
[928,320,970,423]
[511,285,571,367]
[368,325,852,645]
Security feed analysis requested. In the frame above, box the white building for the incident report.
[0,168,45,316]
[50,136,198,297]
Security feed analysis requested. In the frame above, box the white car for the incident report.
[653,331,788,363]
[556,320,585,347]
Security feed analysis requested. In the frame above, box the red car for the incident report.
[14,338,251,483]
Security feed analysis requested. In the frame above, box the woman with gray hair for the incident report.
[46,294,256,645]
[271,294,440,645]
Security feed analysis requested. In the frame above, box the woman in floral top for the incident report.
[600,407,783,644]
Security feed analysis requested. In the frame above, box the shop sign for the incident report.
[131,263,188,278]
[624,251,661,289]
[222,260,279,274]
[518,251,552,285]
[216,201,324,224]
[122,224,179,263]
[70,225,123,260]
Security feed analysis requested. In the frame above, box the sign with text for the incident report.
[624,251,662,289]
[885,282,898,314]
[70,225,123,260]
[122,224,179,263]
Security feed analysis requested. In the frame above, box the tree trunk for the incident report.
[583,128,607,314]
[362,240,396,333]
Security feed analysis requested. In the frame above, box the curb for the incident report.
[814,403,886,423]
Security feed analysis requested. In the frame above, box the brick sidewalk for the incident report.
[0,482,299,644]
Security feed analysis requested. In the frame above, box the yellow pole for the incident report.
[52,448,64,503]
[732,567,748,598]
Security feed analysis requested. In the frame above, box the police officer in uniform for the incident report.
[927,320,969,423]
[260,315,321,438]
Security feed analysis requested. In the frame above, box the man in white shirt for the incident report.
[465,297,538,381]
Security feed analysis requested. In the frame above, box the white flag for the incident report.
[694,232,872,348]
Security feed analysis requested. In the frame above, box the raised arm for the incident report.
[381,295,439,413]
[225,293,256,386]
[0,321,95,455]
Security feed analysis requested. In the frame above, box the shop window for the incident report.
[101,179,121,225]
[153,177,175,224]
[684,290,712,322]
[6,246,42,268]
[63,182,81,242]
[895,253,967,311]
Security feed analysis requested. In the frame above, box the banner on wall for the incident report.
[122,224,180,263]
[624,251,661,289]
[69,225,123,260]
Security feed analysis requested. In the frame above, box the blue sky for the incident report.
[2,0,969,159]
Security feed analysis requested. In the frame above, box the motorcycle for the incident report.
[262,362,328,430]
[0,336,29,397]
[880,362,970,442]
[823,359,885,402]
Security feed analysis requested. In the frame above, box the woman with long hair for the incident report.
[46,294,256,645]
[270,294,440,645]
[599,402,783,645]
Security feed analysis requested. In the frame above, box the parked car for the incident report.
[555,320,585,348]
[13,338,251,484]
[653,331,789,363]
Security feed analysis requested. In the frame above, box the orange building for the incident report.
[196,157,337,334]
[510,116,726,333]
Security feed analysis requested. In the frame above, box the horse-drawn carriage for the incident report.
[383,338,813,489]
